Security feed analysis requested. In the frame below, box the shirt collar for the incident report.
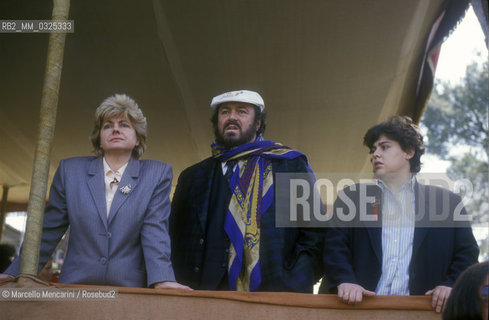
[103,157,128,178]
[377,175,416,193]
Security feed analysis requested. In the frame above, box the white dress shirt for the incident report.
[375,176,416,295]
[103,158,128,217]
[221,161,237,175]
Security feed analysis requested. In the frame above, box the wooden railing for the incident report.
[1,275,441,320]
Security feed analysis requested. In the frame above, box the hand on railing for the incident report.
[0,273,14,281]
[154,281,193,290]
[337,282,375,305]
[425,285,451,313]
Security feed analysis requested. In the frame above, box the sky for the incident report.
[434,6,488,85]
[420,5,488,174]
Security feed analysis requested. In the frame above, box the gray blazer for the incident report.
[7,156,175,287]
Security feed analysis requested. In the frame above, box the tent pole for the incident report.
[19,0,70,276]
[0,185,10,240]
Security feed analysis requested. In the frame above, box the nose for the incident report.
[372,148,381,158]
[228,110,238,120]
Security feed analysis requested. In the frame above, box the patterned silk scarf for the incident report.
[211,137,309,291]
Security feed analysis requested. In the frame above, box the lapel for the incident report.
[364,183,383,263]
[413,181,429,255]
[185,157,220,234]
[193,158,218,234]
[108,157,140,225]
[87,157,108,230]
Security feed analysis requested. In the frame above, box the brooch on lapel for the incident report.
[119,184,132,195]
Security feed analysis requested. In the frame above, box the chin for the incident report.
[222,140,240,149]
[373,171,385,179]
[223,131,238,138]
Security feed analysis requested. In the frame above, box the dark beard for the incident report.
[215,123,257,149]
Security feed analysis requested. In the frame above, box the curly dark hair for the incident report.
[363,115,425,173]
[210,104,267,139]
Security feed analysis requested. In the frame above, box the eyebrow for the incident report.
[375,141,391,147]
[370,141,390,152]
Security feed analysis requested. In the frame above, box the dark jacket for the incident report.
[320,182,479,294]
[170,156,324,292]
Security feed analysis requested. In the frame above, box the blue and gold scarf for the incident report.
[211,136,309,291]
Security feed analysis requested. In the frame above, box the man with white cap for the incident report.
[169,90,323,292]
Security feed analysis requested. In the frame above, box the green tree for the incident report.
[422,59,488,260]
[422,60,488,226]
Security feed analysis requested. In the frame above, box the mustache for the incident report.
[224,121,241,130]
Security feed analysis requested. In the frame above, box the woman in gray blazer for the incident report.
[3,94,189,289]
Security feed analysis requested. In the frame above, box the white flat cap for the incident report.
[210,90,265,111]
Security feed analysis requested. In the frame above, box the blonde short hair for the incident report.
[90,94,147,159]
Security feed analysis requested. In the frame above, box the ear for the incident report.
[255,119,261,131]
[405,147,415,160]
